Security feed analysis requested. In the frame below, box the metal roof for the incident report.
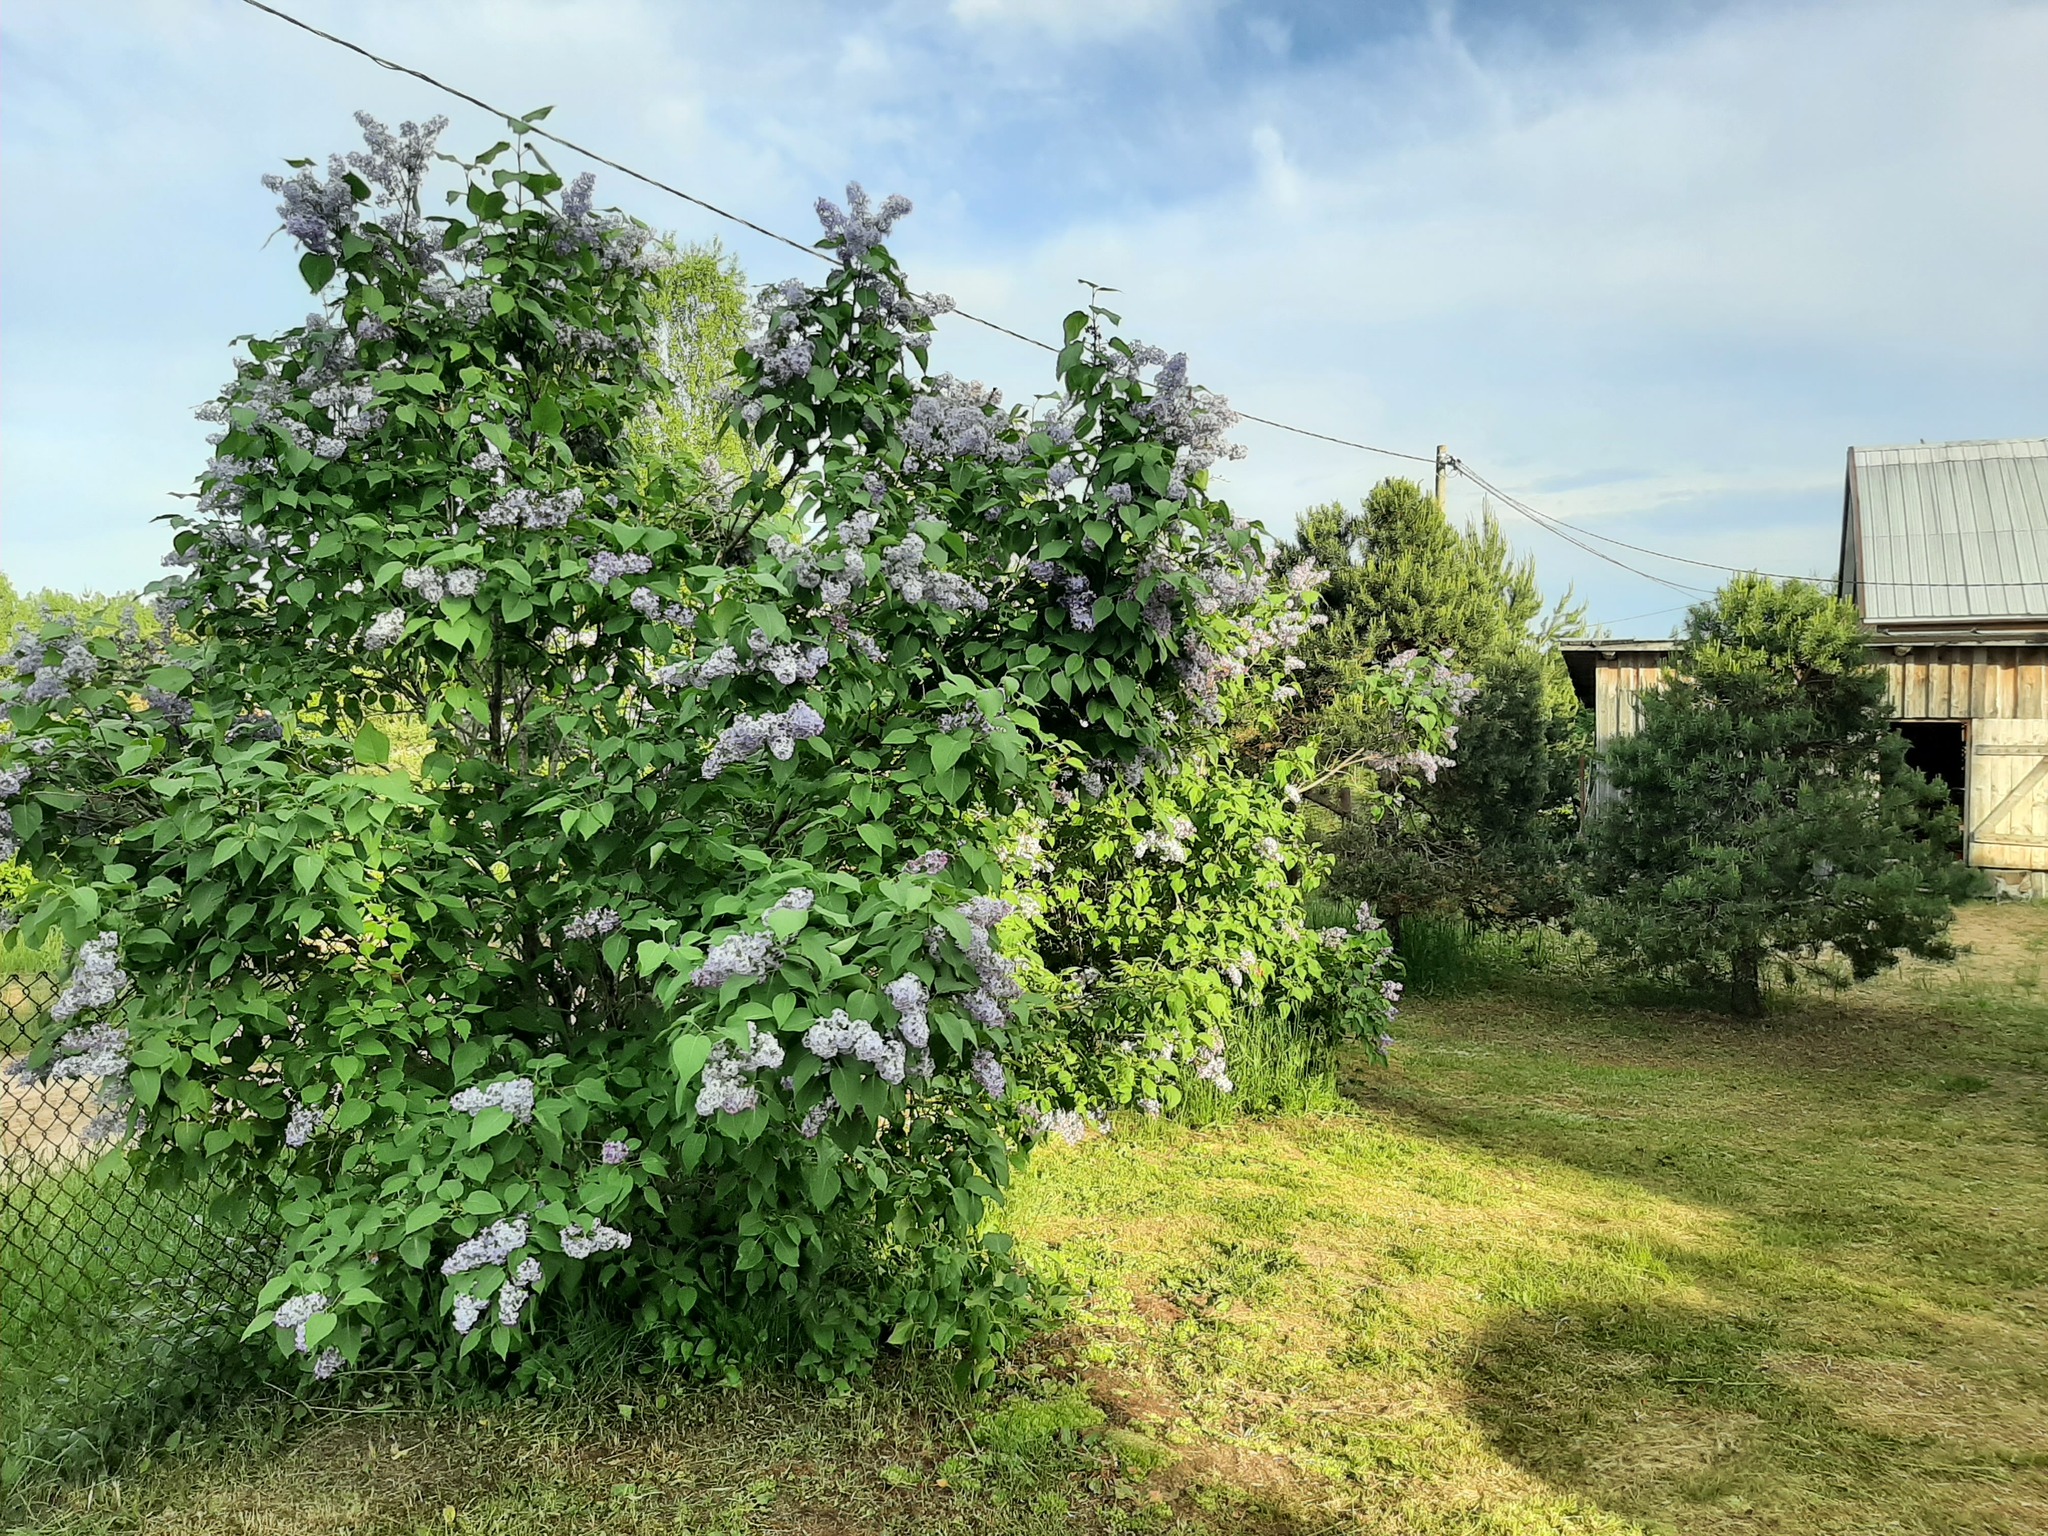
[1841,437,2048,624]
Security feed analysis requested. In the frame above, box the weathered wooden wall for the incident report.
[1585,644,2048,875]
[1879,646,2048,720]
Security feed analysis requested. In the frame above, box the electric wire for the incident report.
[238,0,1443,470]
[237,0,2038,596]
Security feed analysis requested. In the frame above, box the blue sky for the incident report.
[5,0,2045,633]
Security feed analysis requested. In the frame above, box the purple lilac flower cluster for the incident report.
[0,762,27,861]
[813,181,913,265]
[699,701,827,778]
[903,376,1027,466]
[629,587,697,626]
[402,565,483,603]
[587,551,653,586]
[285,1098,330,1148]
[52,933,126,1024]
[4,630,99,707]
[929,897,1022,1031]
[553,171,669,276]
[476,485,585,532]
[690,931,779,990]
[562,907,621,942]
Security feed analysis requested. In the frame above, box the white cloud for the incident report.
[2,0,2044,624]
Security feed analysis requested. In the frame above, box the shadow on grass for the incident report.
[1461,1295,2002,1531]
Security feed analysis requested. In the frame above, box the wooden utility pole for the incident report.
[1435,444,1450,508]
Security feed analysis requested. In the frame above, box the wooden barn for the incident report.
[1564,436,2048,893]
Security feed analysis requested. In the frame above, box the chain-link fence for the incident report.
[2,970,276,1485]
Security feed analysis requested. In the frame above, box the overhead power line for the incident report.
[236,0,2033,599]
[238,0,1433,469]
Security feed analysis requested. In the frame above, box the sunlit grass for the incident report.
[14,904,2048,1534]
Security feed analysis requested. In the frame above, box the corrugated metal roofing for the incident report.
[1846,438,2048,623]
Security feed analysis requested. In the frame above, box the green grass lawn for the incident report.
[12,904,2048,1534]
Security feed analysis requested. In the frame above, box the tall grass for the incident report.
[1180,1003,1341,1125]
[1396,914,1590,997]
[0,1159,271,1497]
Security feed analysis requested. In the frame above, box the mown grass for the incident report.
[11,904,2048,1534]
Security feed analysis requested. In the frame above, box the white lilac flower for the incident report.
[1021,1104,1088,1146]
[273,1292,329,1354]
[1318,927,1351,951]
[969,1050,1006,1099]
[313,1347,344,1380]
[770,888,815,914]
[935,702,994,737]
[690,931,779,989]
[601,1139,629,1165]
[798,1095,837,1139]
[42,1022,129,1083]
[449,1078,536,1124]
[51,933,126,1023]
[497,1280,531,1329]
[441,1218,530,1277]
[588,551,653,585]
[452,1293,489,1335]
[901,849,950,877]
[284,1102,328,1148]
[884,975,930,1048]
[560,1221,633,1260]
[562,907,621,941]
[1354,901,1383,932]
[1194,1042,1233,1094]
[362,608,407,653]
[695,1024,785,1115]
[4,629,99,705]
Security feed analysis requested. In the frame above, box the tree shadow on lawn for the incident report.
[1461,1293,2034,1534]
[1342,964,2048,1309]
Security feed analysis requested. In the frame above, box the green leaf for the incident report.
[669,1034,715,1112]
[353,722,391,765]
[531,396,564,437]
[299,252,336,292]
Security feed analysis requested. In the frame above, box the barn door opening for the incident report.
[1898,721,1966,817]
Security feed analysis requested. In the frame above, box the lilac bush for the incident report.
[1,117,1456,1386]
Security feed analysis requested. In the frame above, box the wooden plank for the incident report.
[1969,717,2048,872]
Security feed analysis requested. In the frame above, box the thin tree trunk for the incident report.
[1730,950,1765,1017]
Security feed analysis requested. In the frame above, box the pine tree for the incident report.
[1581,575,1973,1015]
[1276,480,1585,919]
